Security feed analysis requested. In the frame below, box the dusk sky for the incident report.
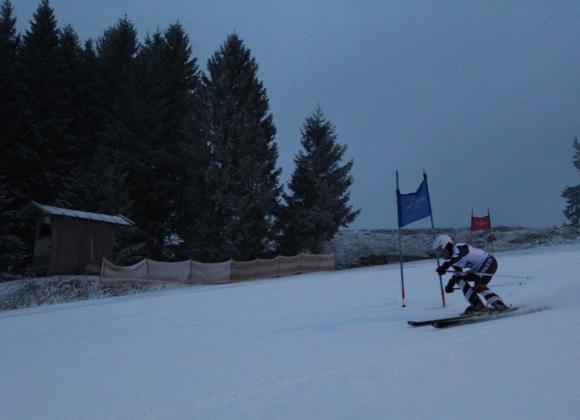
[13,1,580,229]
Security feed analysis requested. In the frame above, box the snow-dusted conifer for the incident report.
[156,25,209,260]
[202,34,282,261]
[19,0,72,203]
[278,107,360,254]
[130,24,200,259]
[0,0,22,196]
[562,137,580,226]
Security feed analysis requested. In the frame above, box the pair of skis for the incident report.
[408,306,521,328]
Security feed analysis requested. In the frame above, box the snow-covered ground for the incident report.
[1,243,579,419]
[327,226,580,267]
[0,275,184,312]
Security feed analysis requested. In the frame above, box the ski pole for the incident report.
[444,271,533,280]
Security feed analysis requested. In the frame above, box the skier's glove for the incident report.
[444,279,456,294]
[436,264,449,276]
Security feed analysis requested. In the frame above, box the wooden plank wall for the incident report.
[50,217,116,274]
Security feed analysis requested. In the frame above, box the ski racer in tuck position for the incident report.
[432,234,508,314]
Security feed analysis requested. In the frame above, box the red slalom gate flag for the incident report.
[471,209,492,231]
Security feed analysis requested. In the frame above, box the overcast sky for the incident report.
[14,1,580,229]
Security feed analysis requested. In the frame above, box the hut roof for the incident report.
[31,202,134,226]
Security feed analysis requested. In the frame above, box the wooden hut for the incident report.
[30,202,134,275]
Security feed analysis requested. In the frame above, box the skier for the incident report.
[432,234,508,314]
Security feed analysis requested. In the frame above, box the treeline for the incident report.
[0,0,359,272]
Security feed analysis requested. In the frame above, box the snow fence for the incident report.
[100,254,335,284]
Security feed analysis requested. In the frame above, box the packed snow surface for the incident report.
[1,244,579,419]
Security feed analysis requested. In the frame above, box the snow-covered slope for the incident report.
[1,244,579,419]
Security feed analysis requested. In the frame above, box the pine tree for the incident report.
[128,30,171,258]
[0,0,37,266]
[19,0,73,203]
[92,16,139,214]
[78,17,144,260]
[202,34,282,261]
[158,24,207,260]
[0,0,25,192]
[278,108,360,254]
[119,23,201,260]
[562,137,580,226]
[0,0,21,189]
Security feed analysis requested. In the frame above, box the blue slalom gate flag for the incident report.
[397,179,432,227]
[395,171,444,308]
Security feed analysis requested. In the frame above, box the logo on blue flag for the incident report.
[397,179,432,227]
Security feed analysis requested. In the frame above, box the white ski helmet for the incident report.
[432,234,453,254]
